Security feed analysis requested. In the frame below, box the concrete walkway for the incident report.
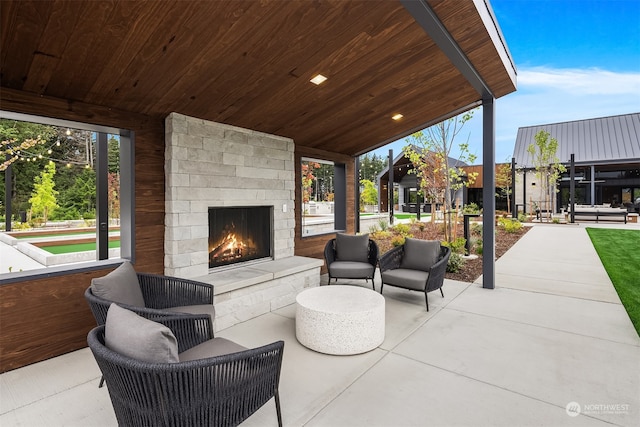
[1,223,639,426]
[0,240,47,274]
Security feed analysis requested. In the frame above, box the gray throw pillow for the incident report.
[335,233,369,263]
[104,304,179,363]
[91,261,145,307]
[400,238,441,272]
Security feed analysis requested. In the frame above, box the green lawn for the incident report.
[15,231,94,239]
[393,213,431,220]
[586,227,640,336]
[43,240,120,254]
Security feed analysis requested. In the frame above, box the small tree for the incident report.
[527,130,566,222]
[360,179,378,211]
[29,161,59,225]
[495,162,512,213]
[403,111,478,241]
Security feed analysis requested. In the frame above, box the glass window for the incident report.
[301,157,345,236]
[1,111,134,276]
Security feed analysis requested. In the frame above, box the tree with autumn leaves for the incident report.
[301,160,320,214]
[403,111,478,242]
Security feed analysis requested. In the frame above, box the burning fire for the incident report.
[210,232,248,261]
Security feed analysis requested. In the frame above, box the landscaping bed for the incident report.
[369,220,530,283]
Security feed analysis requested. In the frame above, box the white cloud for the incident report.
[517,66,640,95]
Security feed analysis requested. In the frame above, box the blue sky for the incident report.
[371,0,640,164]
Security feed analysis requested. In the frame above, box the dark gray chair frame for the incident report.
[85,272,214,326]
[324,238,379,289]
[88,314,284,427]
[379,244,451,311]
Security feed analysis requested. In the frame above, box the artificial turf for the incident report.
[43,240,120,254]
[586,227,640,336]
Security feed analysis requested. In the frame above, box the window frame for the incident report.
[0,110,135,284]
[300,156,346,237]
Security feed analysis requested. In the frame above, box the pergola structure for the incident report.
[0,0,516,371]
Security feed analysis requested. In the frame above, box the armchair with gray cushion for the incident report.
[88,304,285,427]
[324,233,379,289]
[85,261,215,326]
[379,238,450,311]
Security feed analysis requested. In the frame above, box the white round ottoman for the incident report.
[295,285,385,355]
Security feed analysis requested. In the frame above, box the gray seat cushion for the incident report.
[179,337,247,362]
[381,268,429,291]
[329,261,375,279]
[91,261,145,307]
[105,304,179,363]
[335,233,369,263]
[166,304,216,319]
[400,238,440,272]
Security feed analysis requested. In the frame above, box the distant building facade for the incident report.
[512,113,640,213]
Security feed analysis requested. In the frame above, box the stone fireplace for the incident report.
[164,112,295,278]
[165,113,321,330]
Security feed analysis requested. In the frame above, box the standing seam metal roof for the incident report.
[512,113,640,167]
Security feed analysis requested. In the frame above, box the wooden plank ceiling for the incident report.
[0,0,516,156]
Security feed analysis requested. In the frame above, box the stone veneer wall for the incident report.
[164,112,295,278]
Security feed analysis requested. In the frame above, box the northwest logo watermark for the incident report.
[566,401,630,417]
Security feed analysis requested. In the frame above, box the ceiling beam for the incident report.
[401,0,494,99]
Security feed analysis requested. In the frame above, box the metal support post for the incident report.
[570,154,575,223]
[388,149,394,225]
[482,97,495,289]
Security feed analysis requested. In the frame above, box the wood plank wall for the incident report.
[294,146,355,274]
[0,88,354,371]
[0,88,165,372]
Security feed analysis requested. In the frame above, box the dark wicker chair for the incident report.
[379,240,450,311]
[324,237,379,290]
[85,272,214,326]
[87,314,285,427]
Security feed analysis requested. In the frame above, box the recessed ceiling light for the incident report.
[310,74,328,85]
[392,113,404,121]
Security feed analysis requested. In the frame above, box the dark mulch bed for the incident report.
[445,226,530,283]
[370,220,531,284]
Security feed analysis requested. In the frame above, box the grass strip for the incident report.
[393,213,432,220]
[586,227,640,336]
[15,231,94,239]
[43,240,120,254]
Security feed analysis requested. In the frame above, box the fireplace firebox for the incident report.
[208,206,273,269]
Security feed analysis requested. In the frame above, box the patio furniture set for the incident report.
[84,234,449,426]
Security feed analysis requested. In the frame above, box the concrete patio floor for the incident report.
[1,223,639,426]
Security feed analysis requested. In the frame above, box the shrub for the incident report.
[392,223,411,236]
[443,237,466,254]
[418,222,425,232]
[378,218,389,231]
[517,212,528,223]
[552,217,560,224]
[11,221,31,230]
[446,252,464,273]
[471,223,483,236]
[391,235,406,247]
[368,224,380,233]
[498,217,522,233]
[475,238,483,255]
[370,230,392,240]
[462,203,480,214]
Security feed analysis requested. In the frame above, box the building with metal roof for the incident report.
[512,113,640,214]
[376,147,469,215]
